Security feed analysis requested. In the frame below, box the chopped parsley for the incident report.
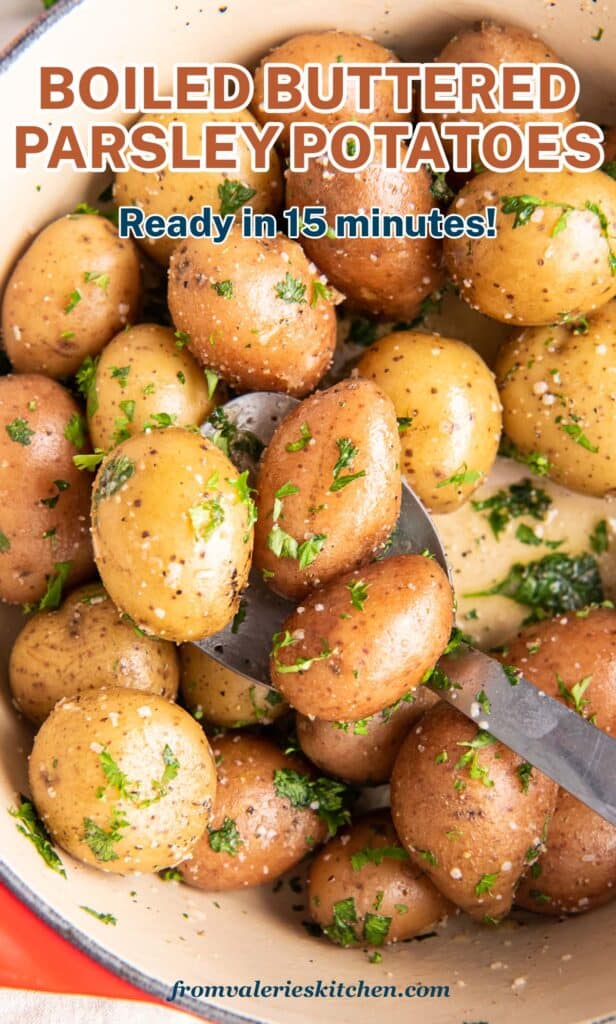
[323,897,359,947]
[204,369,218,399]
[271,631,331,674]
[231,600,247,634]
[363,913,391,946]
[471,479,551,539]
[40,478,70,510]
[273,768,351,835]
[64,289,82,314]
[64,412,87,449]
[82,807,128,862]
[174,331,190,350]
[218,179,257,216]
[211,279,233,298]
[274,272,307,304]
[397,416,413,433]
[475,871,499,897]
[37,561,71,611]
[347,579,369,611]
[429,170,454,204]
[330,437,366,492]
[189,496,225,541]
[9,796,66,877]
[556,673,593,717]
[555,413,598,453]
[5,417,34,445]
[351,845,409,871]
[73,450,105,472]
[83,270,110,291]
[476,690,490,715]
[207,407,264,461]
[500,195,616,274]
[465,552,603,621]
[94,454,135,506]
[311,280,333,307]
[160,867,184,881]
[208,817,243,855]
[497,437,551,476]
[0,531,10,552]
[417,849,438,866]
[436,463,482,489]
[80,906,117,925]
[285,422,312,452]
[455,731,496,788]
[590,519,609,555]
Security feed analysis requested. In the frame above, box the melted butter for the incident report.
[434,457,616,650]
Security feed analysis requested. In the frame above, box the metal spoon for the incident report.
[196,392,616,827]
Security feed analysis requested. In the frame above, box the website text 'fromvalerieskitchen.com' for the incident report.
[167,979,451,1002]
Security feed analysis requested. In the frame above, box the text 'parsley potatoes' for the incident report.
[28,687,216,874]
[91,427,255,641]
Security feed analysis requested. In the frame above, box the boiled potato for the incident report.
[308,812,451,947]
[29,687,216,874]
[358,331,502,513]
[495,302,616,497]
[270,554,453,721]
[296,686,438,785]
[425,22,576,165]
[2,214,141,378]
[114,110,282,265]
[9,583,179,725]
[168,229,337,396]
[285,151,443,320]
[444,169,616,325]
[505,609,616,913]
[178,733,328,890]
[252,31,399,150]
[603,126,616,165]
[0,374,94,605]
[179,645,288,728]
[87,324,215,451]
[91,428,254,641]
[254,378,401,598]
[391,701,558,922]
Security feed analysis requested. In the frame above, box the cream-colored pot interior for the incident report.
[0,1,615,1022]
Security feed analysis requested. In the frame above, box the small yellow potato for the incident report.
[87,324,215,451]
[495,302,616,497]
[91,428,254,641]
[358,330,502,512]
[179,645,288,728]
[9,583,179,725]
[29,687,217,874]
[114,111,283,265]
[2,214,141,378]
[308,812,451,946]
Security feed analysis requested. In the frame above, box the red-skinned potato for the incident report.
[168,229,337,396]
[254,378,401,599]
[252,31,400,151]
[270,554,453,721]
[505,610,616,914]
[391,701,558,922]
[178,733,329,890]
[295,686,438,785]
[308,812,451,947]
[0,374,94,605]
[285,152,443,321]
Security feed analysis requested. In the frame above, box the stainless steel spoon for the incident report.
[195,392,616,827]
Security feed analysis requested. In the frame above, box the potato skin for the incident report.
[178,733,327,891]
[88,324,215,451]
[285,156,443,320]
[270,555,453,721]
[0,374,94,604]
[252,31,399,150]
[254,379,401,598]
[444,170,616,325]
[91,428,254,641]
[9,583,179,725]
[390,702,558,921]
[2,214,141,378]
[358,331,502,512]
[114,111,282,265]
[179,645,288,728]
[506,609,616,914]
[425,23,575,164]
[295,687,438,785]
[168,230,337,396]
[308,812,451,946]
[495,304,616,497]
[29,687,216,874]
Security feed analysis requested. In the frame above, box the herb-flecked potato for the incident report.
[2,214,141,378]
[285,151,443,320]
[425,23,576,166]
[505,609,616,914]
[168,229,338,396]
[308,812,451,947]
[252,31,399,151]
[9,583,179,725]
[114,110,283,265]
[87,324,215,452]
[254,378,401,598]
[270,555,453,721]
[494,302,616,497]
[91,428,254,641]
[390,701,558,922]
[179,645,288,728]
[295,687,438,785]
[178,733,329,890]
[29,687,216,874]
[358,331,502,513]
[444,169,616,325]
[0,374,94,605]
